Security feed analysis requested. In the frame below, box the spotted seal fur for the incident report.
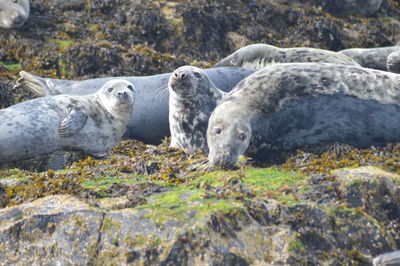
[15,67,256,144]
[169,66,226,153]
[214,44,360,69]
[0,79,135,162]
[0,0,30,28]
[207,63,400,168]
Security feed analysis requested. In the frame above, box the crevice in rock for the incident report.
[88,211,106,264]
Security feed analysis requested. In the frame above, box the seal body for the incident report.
[214,44,360,69]
[207,63,400,168]
[0,0,30,28]
[16,67,255,144]
[169,66,226,153]
[339,46,399,71]
[0,80,135,162]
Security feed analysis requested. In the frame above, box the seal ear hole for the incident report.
[193,72,202,79]
[108,87,114,92]
[127,85,134,91]
[239,133,246,141]
[214,128,222,135]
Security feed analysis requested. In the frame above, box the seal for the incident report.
[168,66,226,153]
[214,44,360,69]
[0,0,30,28]
[207,63,400,168]
[386,49,400,74]
[0,79,135,162]
[15,67,256,144]
[339,46,399,71]
[373,250,400,266]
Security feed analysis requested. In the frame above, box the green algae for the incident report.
[0,60,22,71]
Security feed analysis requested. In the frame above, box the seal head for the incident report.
[0,0,30,28]
[169,66,226,153]
[207,102,253,168]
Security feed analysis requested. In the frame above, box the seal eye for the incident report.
[239,133,246,141]
[214,128,221,135]
[108,87,114,92]
[193,72,202,79]
[127,85,134,91]
[13,0,18,3]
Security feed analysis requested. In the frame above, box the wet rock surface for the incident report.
[1,0,400,264]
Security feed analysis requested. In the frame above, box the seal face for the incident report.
[207,63,400,168]
[214,44,360,69]
[0,0,30,28]
[0,79,135,162]
[169,66,226,153]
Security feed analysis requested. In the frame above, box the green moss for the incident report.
[48,39,76,51]
[82,175,146,190]
[289,239,305,252]
[136,189,242,226]
[0,60,22,71]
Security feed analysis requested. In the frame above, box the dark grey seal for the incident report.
[339,46,399,71]
[0,80,135,162]
[0,0,29,28]
[214,44,360,69]
[207,63,400,168]
[15,67,256,144]
[169,66,226,153]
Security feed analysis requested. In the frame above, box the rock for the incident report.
[300,0,383,16]
[0,165,398,264]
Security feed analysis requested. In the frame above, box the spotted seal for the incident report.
[339,46,399,71]
[15,67,256,144]
[169,66,226,153]
[0,79,135,162]
[0,0,30,28]
[214,44,360,69]
[207,63,400,168]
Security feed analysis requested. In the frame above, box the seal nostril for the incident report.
[181,73,186,78]
[174,72,178,77]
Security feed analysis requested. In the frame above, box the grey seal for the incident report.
[339,46,399,71]
[207,63,400,168]
[169,66,226,153]
[214,44,360,69]
[0,79,135,162]
[15,67,256,144]
[0,0,30,28]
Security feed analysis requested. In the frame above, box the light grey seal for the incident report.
[339,46,399,71]
[373,250,400,266]
[207,63,400,168]
[0,0,30,28]
[0,79,135,162]
[169,66,226,153]
[214,44,360,69]
[15,67,256,144]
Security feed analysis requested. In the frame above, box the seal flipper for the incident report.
[59,109,88,137]
[14,71,57,96]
